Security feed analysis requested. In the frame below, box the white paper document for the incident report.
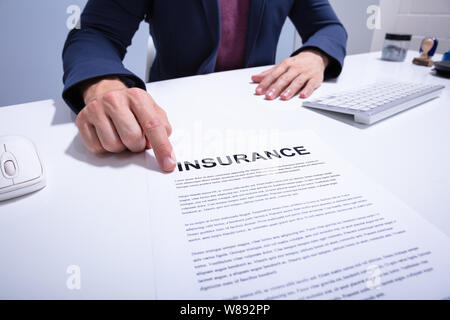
[146,131,450,299]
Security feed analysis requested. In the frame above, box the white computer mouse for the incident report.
[0,136,46,201]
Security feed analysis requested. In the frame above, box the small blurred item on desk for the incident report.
[381,33,412,62]
[442,49,450,61]
[413,36,439,67]
[434,61,450,77]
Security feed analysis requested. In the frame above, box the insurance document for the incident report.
[146,131,450,299]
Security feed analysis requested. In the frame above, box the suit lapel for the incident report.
[201,0,220,48]
[198,0,220,73]
[245,0,266,66]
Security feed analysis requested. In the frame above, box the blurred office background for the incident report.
[0,0,448,108]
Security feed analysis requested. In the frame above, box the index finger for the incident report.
[127,88,176,172]
[255,63,288,95]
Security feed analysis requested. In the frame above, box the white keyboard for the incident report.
[303,81,445,125]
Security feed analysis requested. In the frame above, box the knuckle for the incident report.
[86,99,101,113]
[155,104,167,117]
[309,80,318,88]
[84,102,103,122]
[128,87,142,95]
[260,78,272,88]
[293,66,303,73]
[123,131,144,149]
[127,130,143,143]
[128,87,147,100]
[165,123,173,137]
[142,117,162,132]
[153,140,171,153]
[102,139,125,153]
[281,59,290,67]
[293,76,307,86]
[87,144,105,155]
[75,113,85,127]
[279,75,290,84]
[102,90,119,105]
[159,106,168,117]
[303,70,314,77]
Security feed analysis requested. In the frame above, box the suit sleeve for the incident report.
[289,0,348,78]
[62,0,150,114]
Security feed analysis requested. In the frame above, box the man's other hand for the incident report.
[76,76,176,172]
[251,49,329,100]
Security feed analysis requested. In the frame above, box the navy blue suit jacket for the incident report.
[62,0,347,114]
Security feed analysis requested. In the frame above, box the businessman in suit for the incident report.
[62,0,347,172]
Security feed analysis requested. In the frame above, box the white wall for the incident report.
[295,0,381,55]
[276,20,297,64]
[371,0,450,53]
[0,0,149,108]
[329,0,381,54]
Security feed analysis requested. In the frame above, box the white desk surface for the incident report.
[0,51,449,299]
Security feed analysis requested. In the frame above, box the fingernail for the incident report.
[281,90,291,99]
[267,89,275,98]
[163,153,176,171]
[256,87,263,94]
